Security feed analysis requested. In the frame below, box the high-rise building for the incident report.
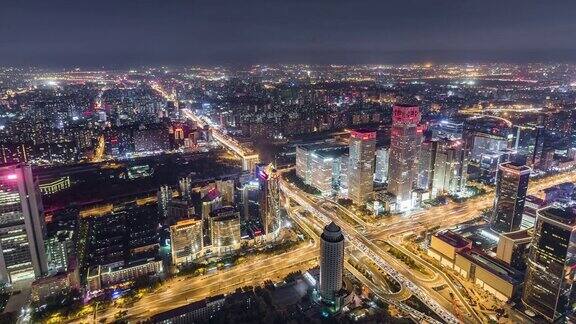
[208,207,241,256]
[512,124,544,168]
[0,164,47,283]
[179,177,193,200]
[388,104,422,210]
[374,147,389,183]
[522,207,576,322]
[256,164,281,237]
[491,162,531,233]
[296,146,312,183]
[418,138,467,198]
[319,222,344,304]
[170,219,203,266]
[348,129,376,204]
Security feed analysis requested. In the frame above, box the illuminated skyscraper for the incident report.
[319,222,344,304]
[209,207,241,256]
[491,162,531,233]
[0,164,47,283]
[170,219,203,266]
[256,163,281,237]
[388,104,422,210]
[348,129,376,204]
[522,207,576,322]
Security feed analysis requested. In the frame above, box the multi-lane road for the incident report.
[86,244,317,323]
[280,168,576,323]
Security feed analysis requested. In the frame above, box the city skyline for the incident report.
[2,1,576,320]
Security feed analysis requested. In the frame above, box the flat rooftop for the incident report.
[539,206,576,226]
[435,231,471,249]
[500,161,531,173]
[459,249,523,285]
[501,229,531,242]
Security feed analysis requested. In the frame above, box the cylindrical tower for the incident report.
[319,221,344,302]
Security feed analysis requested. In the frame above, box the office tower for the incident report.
[388,104,422,210]
[309,149,348,196]
[296,146,312,183]
[491,162,531,233]
[256,163,281,237]
[170,219,203,266]
[209,207,241,256]
[374,147,389,183]
[200,188,222,221]
[513,124,544,167]
[522,207,576,322]
[338,154,349,194]
[348,129,376,204]
[239,179,259,221]
[418,138,467,198]
[215,179,235,205]
[319,222,344,304]
[0,164,47,283]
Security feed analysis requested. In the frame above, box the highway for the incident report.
[181,108,260,171]
[280,167,576,323]
[280,180,462,324]
[87,243,318,323]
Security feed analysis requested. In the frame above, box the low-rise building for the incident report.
[151,295,226,324]
[428,231,472,268]
[454,249,523,301]
[87,258,163,291]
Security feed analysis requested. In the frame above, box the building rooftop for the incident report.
[209,206,239,221]
[538,206,576,226]
[458,249,523,285]
[525,195,546,206]
[435,231,471,249]
[313,147,349,159]
[150,294,225,322]
[499,161,531,173]
[321,222,344,242]
[500,229,532,242]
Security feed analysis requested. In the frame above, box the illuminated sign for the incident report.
[392,105,421,125]
[350,130,376,140]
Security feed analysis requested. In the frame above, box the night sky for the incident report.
[1,0,576,67]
